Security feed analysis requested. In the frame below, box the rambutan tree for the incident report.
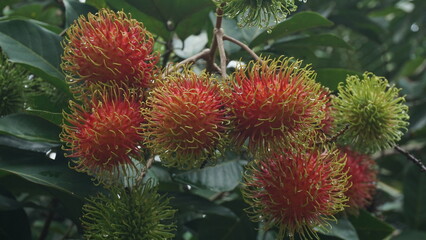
[0,0,425,240]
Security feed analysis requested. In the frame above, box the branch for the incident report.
[394,145,426,172]
[223,34,261,61]
[316,124,350,145]
[137,156,155,183]
[164,49,211,75]
[216,28,227,78]
[206,5,225,73]
[38,199,58,240]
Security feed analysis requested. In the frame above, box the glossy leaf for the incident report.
[403,165,426,231]
[0,113,61,143]
[170,192,237,224]
[0,148,99,199]
[25,109,63,126]
[392,230,426,240]
[0,204,31,240]
[271,33,352,50]
[315,68,362,91]
[0,19,70,96]
[250,12,333,47]
[0,135,59,153]
[349,210,394,240]
[63,0,98,27]
[174,160,245,192]
[317,218,359,240]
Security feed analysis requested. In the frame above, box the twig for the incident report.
[137,157,155,183]
[223,34,261,61]
[38,199,58,240]
[394,145,426,172]
[316,124,350,145]
[216,28,227,78]
[206,4,225,73]
[164,49,211,75]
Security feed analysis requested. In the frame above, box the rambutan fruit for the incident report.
[60,84,145,181]
[61,8,158,90]
[332,72,409,153]
[229,57,326,156]
[242,145,349,240]
[340,147,377,213]
[143,69,231,169]
[82,180,176,240]
[219,0,298,28]
[0,52,27,116]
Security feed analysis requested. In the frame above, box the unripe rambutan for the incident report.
[0,52,26,116]
[218,0,298,28]
[340,147,377,213]
[332,72,409,153]
[82,180,176,240]
[242,145,349,239]
[60,84,145,181]
[61,9,158,90]
[229,57,326,156]
[143,69,231,169]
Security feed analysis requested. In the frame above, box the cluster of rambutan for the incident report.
[60,8,409,240]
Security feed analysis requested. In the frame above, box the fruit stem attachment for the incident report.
[137,157,155,183]
[394,145,426,172]
[223,34,261,62]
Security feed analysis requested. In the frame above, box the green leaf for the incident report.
[108,0,215,40]
[349,210,394,240]
[63,0,98,27]
[0,148,99,199]
[106,0,169,39]
[0,19,70,96]
[0,135,59,153]
[250,11,334,47]
[392,230,426,240]
[271,33,353,50]
[403,165,426,231]
[316,68,362,91]
[317,218,359,240]
[173,160,245,192]
[170,192,237,224]
[0,113,61,143]
[0,197,31,240]
[25,109,63,126]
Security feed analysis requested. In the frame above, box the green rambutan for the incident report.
[82,180,176,240]
[332,72,409,153]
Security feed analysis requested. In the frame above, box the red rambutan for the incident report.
[143,69,230,169]
[61,84,145,180]
[242,145,349,239]
[340,147,377,213]
[229,57,326,155]
[61,9,158,90]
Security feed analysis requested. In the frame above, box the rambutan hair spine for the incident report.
[228,56,328,157]
[242,143,350,240]
[60,82,147,184]
[61,8,159,95]
[143,67,233,170]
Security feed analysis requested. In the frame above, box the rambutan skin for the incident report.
[332,72,409,153]
[242,145,349,240]
[60,84,145,179]
[82,180,176,240]
[61,9,159,89]
[143,70,231,169]
[229,57,326,156]
[340,147,377,213]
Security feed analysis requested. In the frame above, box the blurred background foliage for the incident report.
[0,0,425,239]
